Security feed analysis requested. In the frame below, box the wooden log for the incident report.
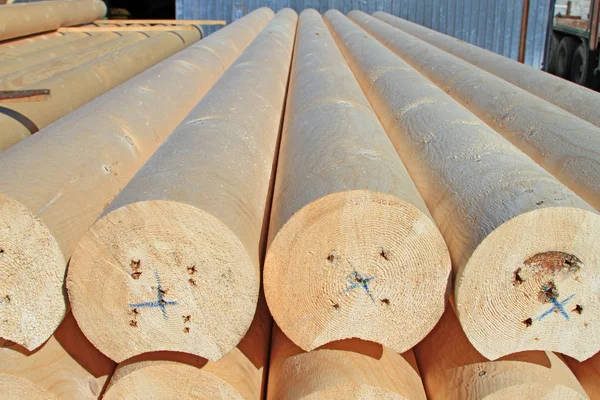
[267,324,427,399]
[102,296,271,399]
[0,0,106,41]
[0,32,67,55]
[350,11,600,211]
[0,7,273,351]
[564,354,600,398]
[67,9,296,362]
[94,19,227,25]
[263,9,450,353]
[0,28,201,151]
[414,306,588,399]
[58,25,198,32]
[0,33,151,90]
[0,312,115,399]
[324,10,600,361]
[0,32,119,77]
[373,11,600,130]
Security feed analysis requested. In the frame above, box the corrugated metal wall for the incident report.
[177,0,551,68]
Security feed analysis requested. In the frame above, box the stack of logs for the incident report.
[0,2,599,399]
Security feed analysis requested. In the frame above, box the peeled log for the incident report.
[67,9,296,362]
[263,9,450,353]
[351,11,600,211]
[0,32,84,59]
[325,10,600,361]
[0,33,151,90]
[0,0,106,41]
[0,312,115,400]
[0,8,273,351]
[103,296,272,399]
[414,307,588,399]
[267,324,426,399]
[373,12,600,130]
[0,28,201,151]
[564,354,600,398]
[0,32,117,77]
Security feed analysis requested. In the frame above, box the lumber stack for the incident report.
[1,4,600,399]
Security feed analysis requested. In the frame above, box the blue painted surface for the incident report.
[178,0,551,68]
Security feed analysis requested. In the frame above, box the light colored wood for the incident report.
[0,28,201,151]
[103,296,271,399]
[95,19,226,25]
[0,312,115,399]
[0,33,150,90]
[0,8,273,351]
[0,32,117,76]
[267,324,427,399]
[0,32,65,54]
[414,306,588,399]
[564,354,600,398]
[58,25,196,32]
[263,9,450,354]
[66,9,295,362]
[324,10,600,361]
[0,33,91,61]
[0,0,106,41]
[373,11,600,130]
[350,11,600,211]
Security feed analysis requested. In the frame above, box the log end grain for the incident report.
[0,194,66,350]
[67,200,257,362]
[264,190,451,352]
[456,207,600,361]
[0,374,58,400]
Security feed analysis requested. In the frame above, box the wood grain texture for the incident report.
[0,32,117,77]
[0,0,106,41]
[67,9,296,362]
[267,324,427,399]
[414,306,588,399]
[324,10,600,361]
[351,11,600,212]
[0,32,86,60]
[564,354,600,398]
[0,28,201,151]
[264,9,450,354]
[0,8,273,351]
[373,11,600,130]
[0,32,151,90]
[0,312,115,399]
[103,295,272,399]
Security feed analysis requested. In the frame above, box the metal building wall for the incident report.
[177,0,551,68]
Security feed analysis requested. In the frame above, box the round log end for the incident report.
[456,207,600,361]
[264,190,451,352]
[103,362,242,400]
[0,194,66,350]
[67,200,257,362]
[0,373,57,400]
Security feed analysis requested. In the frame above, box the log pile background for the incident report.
[0,1,599,399]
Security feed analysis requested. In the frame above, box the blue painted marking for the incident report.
[536,293,575,321]
[343,269,375,302]
[129,270,177,318]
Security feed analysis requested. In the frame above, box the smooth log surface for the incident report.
[267,324,427,399]
[103,296,272,399]
[564,354,600,398]
[373,11,600,130]
[0,8,273,351]
[0,0,106,41]
[67,9,295,362]
[0,32,86,59]
[324,10,600,361]
[414,307,588,399]
[0,312,115,399]
[351,11,600,211]
[0,32,151,90]
[0,32,117,77]
[264,9,450,353]
[0,28,201,151]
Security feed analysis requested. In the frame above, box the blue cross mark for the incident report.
[129,271,177,318]
[536,294,575,321]
[343,269,375,302]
